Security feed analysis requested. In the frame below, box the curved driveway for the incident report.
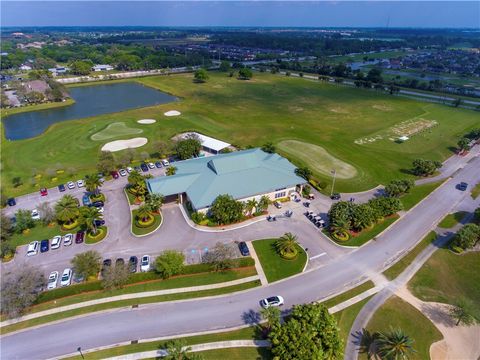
[2,155,479,360]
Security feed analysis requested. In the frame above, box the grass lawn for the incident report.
[252,238,307,283]
[362,296,443,360]
[400,180,444,210]
[383,231,437,281]
[195,347,272,360]
[471,182,480,199]
[2,72,479,197]
[322,281,375,309]
[131,210,162,235]
[438,211,468,228]
[408,249,480,315]
[8,222,77,249]
[0,98,75,118]
[1,280,260,334]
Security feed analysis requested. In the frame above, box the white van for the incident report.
[27,241,39,256]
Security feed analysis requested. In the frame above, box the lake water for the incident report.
[3,82,177,140]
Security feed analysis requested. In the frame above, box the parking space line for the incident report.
[309,252,327,260]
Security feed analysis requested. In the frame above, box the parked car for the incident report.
[111,171,120,179]
[238,242,250,256]
[82,194,91,206]
[273,201,282,209]
[27,241,39,256]
[134,166,141,172]
[51,235,61,249]
[60,268,73,287]
[155,161,162,168]
[140,255,151,272]
[40,188,48,196]
[58,184,66,192]
[47,271,59,290]
[98,207,104,214]
[129,256,138,273]
[127,167,133,173]
[330,193,341,200]
[7,198,16,206]
[91,201,104,208]
[31,209,40,220]
[457,182,468,191]
[260,295,284,308]
[75,231,85,244]
[119,169,127,177]
[116,258,125,266]
[73,272,85,284]
[94,219,105,227]
[77,179,85,188]
[140,163,149,172]
[162,159,170,167]
[101,259,112,277]
[148,162,155,169]
[67,181,76,190]
[63,233,73,246]
[40,239,49,253]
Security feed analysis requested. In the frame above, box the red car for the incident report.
[40,188,48,196]
[75,231,85,244]
[111,171,119,179]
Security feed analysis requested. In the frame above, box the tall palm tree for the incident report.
[166,166,177,176]
[55,195,79,224]
[137,204,152,222]
[146,193,164,214]
[331,216,351,233]
[449,300,476,326]
[376,328,416,360]
[245,199,257,216]
[127,170,143,186]
[275,232,299,255]
[257,195,270,212]
[85,174,102,196]
[260,306,281,333]
[79,206,101,235]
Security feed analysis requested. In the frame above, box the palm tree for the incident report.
[449,300,476,326]
[275,232,299,255]
[245,199,257,216]
[376,327,416,360]
[166,166,177,176]
[260,306,281,333]
[85,174,102,196]
[55,195,79,224]
[136,204,152,222]
[163,339,202,360]
[127,170,143,185]
[257,195,270,212]
[79,206,101,235]
[359,328,379,359]
[146,193,164,214]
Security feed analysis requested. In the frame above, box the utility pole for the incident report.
[77,347,84,359]
[330,169,337,197]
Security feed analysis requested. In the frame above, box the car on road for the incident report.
[31,209,40,220]
[40,188,48,196]
[238,242,250,256]
[116,258,125,266]
[40,239,49,253]
[129,256,138,273]
[58,184,66,192]
[111,171,120,179]
[155,161,162,168]
[260,295,284,308]
[101,259,112,277]
[148,162,155,169]
[67,181,76,190]
[162,159,170,167]
[91,201,104,208]
[51,235,61,249]
[119,169,127,177]
[94,219,105,227]
[47,271,59,290]
[7,198,16,206]
[140,255,150,272]
[273,201,282,209]
[140,163,149,172]
[75,231,85,244]
[27,241,39,256]
[82,194,91,206]
[330,193,341,200]
[60,268,73,287]
[127,167,133,173]
[63,233,73,246]
[77,179,85,188]
[457,182,468,191]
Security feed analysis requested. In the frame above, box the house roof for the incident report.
[146,148,305,210]
[182,132,230,152]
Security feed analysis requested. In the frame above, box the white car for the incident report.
[67,181,76,190]
[148,162,155,169]
[127,167,133,173]
[140,255,150,272]
[162,159,170,167]
[26,241,39,256]
[260,295,285,308]
[77,179,85,188]
[31,209,40,220]
[60,268,73,287]
[119,169,127,177]
[98,207,104,214]
[51,235,62,249]
[63,233,73,246]
[47,271,59,290]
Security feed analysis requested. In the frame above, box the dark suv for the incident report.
[40,239,49,253]
[75,231,85,244]
[129,256,138,273]
[238,242,250,256]
[457,182,468,191]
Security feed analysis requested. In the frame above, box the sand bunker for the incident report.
[101,137,148,152]
[91,122,143,141]
[137,119,156,124]
[164,110,181,117]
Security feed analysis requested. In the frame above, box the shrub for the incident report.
[332,230,350,242]
[280,248,298,260]
[136,215,155,228]
[62,220,79,230]
[36,281,103,304]
[155,250,185,279]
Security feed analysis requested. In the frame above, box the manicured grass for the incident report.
[1,280,260,334]
[0,99,75,117]
[362,296,443,360]
[85,226,107,244]
[409,249,480,315]
[252,238,307,283]
[8,223,75,249]
[438,211,468,228]
[322,281,375,309]
[196,347,272,360]
[400,180,444,210]
[471,182,480,199]
[383,231,437,281]
[2,73,479,197]
[131,210,162,235]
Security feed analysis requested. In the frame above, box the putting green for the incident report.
[277,140,357,179]
[91,122,143,141]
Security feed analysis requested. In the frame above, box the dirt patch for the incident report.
[390,118,438,137]
[372,104,393,111]
[329,107,349,114]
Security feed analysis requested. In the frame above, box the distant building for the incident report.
[25,80,49,95]
[180,132,231,154]
[19,64,32,71]
[48,67,69,76]
[1,52,9,56]
[92,64,114,72]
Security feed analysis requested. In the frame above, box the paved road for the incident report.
[2,155,479,360]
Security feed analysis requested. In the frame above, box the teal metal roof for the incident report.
[146,148,305,210]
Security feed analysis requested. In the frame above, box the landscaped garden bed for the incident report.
[131,209,162,236]
[85,226,108,244]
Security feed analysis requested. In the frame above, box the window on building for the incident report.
[275,192,286,199]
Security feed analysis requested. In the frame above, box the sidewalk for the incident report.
[246,242,268,286]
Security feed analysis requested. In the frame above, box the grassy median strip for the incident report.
[383,231,437,281]
[322,280,375,309]
[400,180,444,210]
[1,280,260,335]
[438,211,468,228]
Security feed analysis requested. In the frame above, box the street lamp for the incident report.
[77,347,84,359]
[330,169,337,197]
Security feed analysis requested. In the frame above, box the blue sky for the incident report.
[1,1,479,28]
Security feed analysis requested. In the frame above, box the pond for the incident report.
[3,82,177,140]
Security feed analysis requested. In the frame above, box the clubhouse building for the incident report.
[146,148,306,213]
